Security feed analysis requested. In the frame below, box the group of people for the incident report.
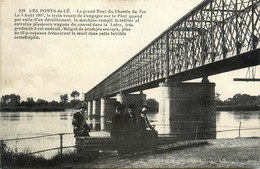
[111,103,158,155]
[72,102,158,155]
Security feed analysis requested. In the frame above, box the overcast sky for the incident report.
[1,0,259,102]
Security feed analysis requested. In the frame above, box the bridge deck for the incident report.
[85,0,260,101]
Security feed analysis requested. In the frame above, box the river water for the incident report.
[0,110,259,158]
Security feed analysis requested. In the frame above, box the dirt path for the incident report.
[65,137,260,168]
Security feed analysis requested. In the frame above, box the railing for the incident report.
[156,122,260,140]
[85,0,260,101]
[0,132,75,167]
[0,123,259,166]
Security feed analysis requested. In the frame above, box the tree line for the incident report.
[215,93,260,106]
[1,92,259,112]
[0,91,83,111]
[215,93,260,111]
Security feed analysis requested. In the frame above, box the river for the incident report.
[0,110,259,158]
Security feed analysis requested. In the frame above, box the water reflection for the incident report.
[216,111,220,122]
[100,117,105,130]
[0,110,259,158]
[1,113,10,121]
[26,113,33,120]
[59,113,68,120]
[217,111,260,122]
[86,116,110,132]
[232,111,259,121]
[92,118,99,131]
[148,112,171,134]
[83,111,260,137]
[10,113,20,121]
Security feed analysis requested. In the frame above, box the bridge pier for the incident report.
[159,81,216,140]
[93,99,101,116]
[100,97,117,118]
[116,92,146,110]
[87,101,93,116]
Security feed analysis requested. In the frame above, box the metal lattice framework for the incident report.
[85,0,260,101]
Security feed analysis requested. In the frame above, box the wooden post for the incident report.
[195,125,199,140]
[59,134,63,158]
[239,121,241,138]
[0,140,3,168]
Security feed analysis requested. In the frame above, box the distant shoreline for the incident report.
[216,105,260,111]
[1,105,259,112]
[0,106,65,112]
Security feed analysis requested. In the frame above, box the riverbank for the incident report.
[64,137,260,168]
[0,106,65,112]
[216,105,260,111]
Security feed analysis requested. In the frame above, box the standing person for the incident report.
[125,104,138,153]
[125,104,137,132]
[110,103,127,155]
[72,106,91,137]
[110,103,125,138]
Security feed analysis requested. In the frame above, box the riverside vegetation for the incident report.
[1,92,259,112]
[0,91,82,112]
[1,141,98,167]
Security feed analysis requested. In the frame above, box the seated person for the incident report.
[136,105,158,149]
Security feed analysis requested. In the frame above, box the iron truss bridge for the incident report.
[85,0,260,101]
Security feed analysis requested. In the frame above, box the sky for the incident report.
[1,0,259,102]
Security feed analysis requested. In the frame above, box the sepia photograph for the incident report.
[0,0,260,168]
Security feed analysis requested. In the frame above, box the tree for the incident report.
[60,94,68,104]
[50,100,59,107]
[215,92,223,105]
[36,99,48,107]
[223,94,260,106]
[146,98,159,112]
[26,97,35,107]
[71,91,80,100]
[0,94,21,106]
[69,99,82,108]
[255,96,260,106]
[1,95,10,106]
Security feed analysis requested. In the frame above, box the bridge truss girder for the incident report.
[85,0,260,101]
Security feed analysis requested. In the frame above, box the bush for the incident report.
[1,141,97,167]
[146,98,159,113]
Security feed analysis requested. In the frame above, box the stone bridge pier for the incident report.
[93,99,101,116]
[86,92,146,119]
[116,92,146,111]
[100,98,117,118]
[87,101,93,117]
[159,81,216,140]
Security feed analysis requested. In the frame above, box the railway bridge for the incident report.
[84,0,260,140]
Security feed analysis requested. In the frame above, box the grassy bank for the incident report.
[1,141,98,168]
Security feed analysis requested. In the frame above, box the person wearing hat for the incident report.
[72,105,90,137]
[124,104,138,154]
[110,103,125,138]
[110,103,128,155]
[136,105,158,150]
[137,105,153,131]
[125,104,138,135]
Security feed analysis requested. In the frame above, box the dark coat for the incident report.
[111,113,124,138]
[124,113,138,137]
[136,115,147,135]
[73,111,85,127]
[72,111,90,137]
